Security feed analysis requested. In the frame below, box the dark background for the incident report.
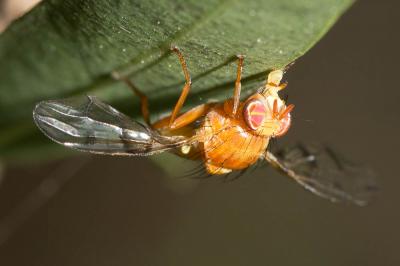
[0,1,399,265]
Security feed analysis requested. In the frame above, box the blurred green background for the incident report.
[0,0,399,265]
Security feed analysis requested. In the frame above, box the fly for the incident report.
[33,46,377,205]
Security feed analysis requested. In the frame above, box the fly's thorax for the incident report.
[196,102,250,144]
[197,104,230,143]
[198,104,270,171]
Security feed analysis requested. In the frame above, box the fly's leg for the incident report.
[170,103,212,129]
[231,55,244,116]
[111,72,151,126]
[152,103,213,130]
[169,46,192,128]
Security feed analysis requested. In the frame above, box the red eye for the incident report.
[244,100,266,130]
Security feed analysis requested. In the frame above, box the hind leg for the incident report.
[111,72,151,126]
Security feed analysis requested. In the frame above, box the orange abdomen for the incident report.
[198,104,269,174]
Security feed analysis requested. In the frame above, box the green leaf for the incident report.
[0,0,354,162]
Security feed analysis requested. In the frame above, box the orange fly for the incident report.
[33,47,377,205]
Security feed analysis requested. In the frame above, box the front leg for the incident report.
[231,55,245,116]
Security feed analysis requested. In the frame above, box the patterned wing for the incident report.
[33,96,187,155]
[265,144,378,206]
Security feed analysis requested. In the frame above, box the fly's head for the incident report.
[243,69,294,138]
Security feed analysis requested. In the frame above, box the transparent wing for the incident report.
[265,144,378,206]
[33,96,187,156]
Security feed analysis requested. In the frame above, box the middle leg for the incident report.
[169,46,192,128]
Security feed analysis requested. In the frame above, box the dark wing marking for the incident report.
[265,144,378,206]
[33,96,187,156]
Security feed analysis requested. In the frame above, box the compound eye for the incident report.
[244,100,266,130]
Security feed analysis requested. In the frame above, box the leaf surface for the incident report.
[0,0,354,161]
